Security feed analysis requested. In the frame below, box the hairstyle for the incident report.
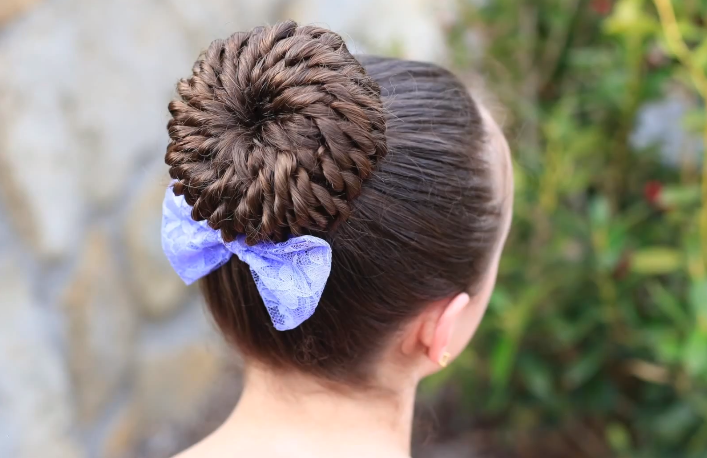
[165,21,503,384]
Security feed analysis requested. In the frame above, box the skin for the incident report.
[174,102,514,458]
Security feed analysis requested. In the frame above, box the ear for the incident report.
[423,292,470,365]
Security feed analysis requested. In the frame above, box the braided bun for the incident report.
[165,21,388,244]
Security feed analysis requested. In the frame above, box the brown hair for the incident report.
[166,21,502,384]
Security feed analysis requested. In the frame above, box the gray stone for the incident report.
[62,230,138,424]
[134,361,242,458]
[0,0,275,261]
[125,169,190,320]
[0,1,84,259]
[0,0,43,26]
[134,299,228,428]
[100,401,140,458]
[65,0,198,207]
[284,0,449,61]
[135,340,225,436]
[1,0,279,211]
[0,255,85,458]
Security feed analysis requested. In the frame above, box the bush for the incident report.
[424,1,707,456]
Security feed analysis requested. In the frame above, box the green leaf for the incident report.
[603,0,658,37]
[694,37,707,71]
[606,422,632,452]
[490,335,515,387]
[518,355,553,401]
[659,184,701,209]
[563,347,605,389]
[682,109,706,135]
[552,310,602,346]
[653,403,699,442]
[684,329,707,377]
[489,288,513,313]
[646,281,690,329]
[630,247,683,275]
[654,329,683,364]
[590,196,611,227]
[689,280,707,323]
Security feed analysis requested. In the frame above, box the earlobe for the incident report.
[427,292,470,366]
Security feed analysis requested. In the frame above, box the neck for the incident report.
[218,364,417,458]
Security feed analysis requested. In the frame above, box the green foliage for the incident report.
[431,0,707,456]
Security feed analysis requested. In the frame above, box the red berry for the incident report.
[643,181,663,205]
[591,0,612,15]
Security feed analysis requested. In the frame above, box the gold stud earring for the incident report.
[438,351,451,368]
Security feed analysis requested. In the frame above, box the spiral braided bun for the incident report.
[166,21,388,244]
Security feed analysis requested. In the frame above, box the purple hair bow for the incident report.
[161,186,332,331]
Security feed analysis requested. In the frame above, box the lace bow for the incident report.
[161,186,332,331]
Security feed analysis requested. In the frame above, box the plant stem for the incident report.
[654,0,707,277]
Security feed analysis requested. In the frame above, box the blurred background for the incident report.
[0,0,705,457]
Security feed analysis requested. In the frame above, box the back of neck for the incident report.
[214,365,417,458]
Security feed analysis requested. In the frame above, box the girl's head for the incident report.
[165,21,513,387]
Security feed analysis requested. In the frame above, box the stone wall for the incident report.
[0,1,450,457]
